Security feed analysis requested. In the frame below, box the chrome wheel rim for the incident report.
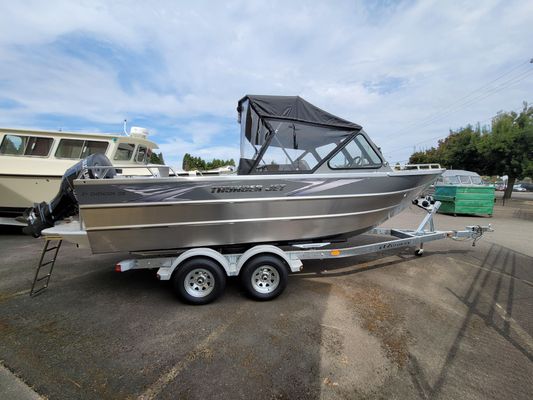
[184,268,215,298]
[251,265,279,293]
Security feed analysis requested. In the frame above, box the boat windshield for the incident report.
[238,100,353,174]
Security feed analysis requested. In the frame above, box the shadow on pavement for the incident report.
[0,234,332,399]
[406,243,533,399]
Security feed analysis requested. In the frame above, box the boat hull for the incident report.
[0,174,62,211]
[76,171,441,253]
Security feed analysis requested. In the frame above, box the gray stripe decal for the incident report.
[80,182,427,209]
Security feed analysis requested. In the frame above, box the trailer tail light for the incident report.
[114,260,136,272]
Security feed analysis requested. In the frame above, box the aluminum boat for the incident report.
[23,95,444,254]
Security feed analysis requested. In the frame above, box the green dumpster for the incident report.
[434,185,495,216]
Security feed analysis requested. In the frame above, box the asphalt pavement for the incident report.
[0,200,531,399]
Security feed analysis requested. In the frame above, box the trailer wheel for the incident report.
[172,258,226,305]
[241,255,288,301]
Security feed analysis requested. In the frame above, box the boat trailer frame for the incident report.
[31,201,492,301]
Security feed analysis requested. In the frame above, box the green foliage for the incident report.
[149,152,165,165]
[479,103,533,179]
[408,102,533,199]
[409,147,443,164]
[182,153,235,171]
[408,104,532,176]
[409,124,483,171]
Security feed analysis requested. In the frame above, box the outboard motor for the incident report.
[21,153,116,237]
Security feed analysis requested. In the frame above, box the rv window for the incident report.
[136,146,147,163]
[329,135,382,169]
[114,143,135,161]
[0,135,53,157]
[55,139,84,158]
[444,176,460,184]
[0,135,28,155]
[25,137,53,156]
[81,140,108,158]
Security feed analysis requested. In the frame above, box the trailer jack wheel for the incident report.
[241,255,288,301]
[414,248,424,256]
[172,257,226,305]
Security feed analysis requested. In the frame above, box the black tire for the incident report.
[172,257,226,305]
[240,254,288,301]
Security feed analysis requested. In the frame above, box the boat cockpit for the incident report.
[236,95,389,175]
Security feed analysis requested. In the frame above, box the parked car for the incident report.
[518,182,533,192]
[513,184,527,192]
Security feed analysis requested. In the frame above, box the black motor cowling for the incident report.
[21,153,116,237]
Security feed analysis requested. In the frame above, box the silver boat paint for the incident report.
[75,170,441,253]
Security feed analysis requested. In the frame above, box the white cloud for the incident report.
[0,0,532,164]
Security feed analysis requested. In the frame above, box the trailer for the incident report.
[30,201,492,304]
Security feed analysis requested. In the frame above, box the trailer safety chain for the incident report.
[451,225,484,246]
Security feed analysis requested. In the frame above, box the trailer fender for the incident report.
[159,248,231,280]
[236,245,303,275]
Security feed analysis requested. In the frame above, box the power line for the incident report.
[397,60,532,132]
[384,99,532,156]
[395,68,533,135]
[384,60,533,154]
[394,59,533,135]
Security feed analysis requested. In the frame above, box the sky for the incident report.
[0,0,532,168]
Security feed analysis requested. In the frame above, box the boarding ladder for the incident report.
[30,238,62,296]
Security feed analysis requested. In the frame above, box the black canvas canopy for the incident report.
[238,95,362,130]
[237,95,368,174]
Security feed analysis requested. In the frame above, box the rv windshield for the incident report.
[238,103,352,174]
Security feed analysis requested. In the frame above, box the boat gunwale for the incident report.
[78,181,432,209]
[74,168,444,187]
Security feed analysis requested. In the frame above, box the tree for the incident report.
[409,147,443,164]
[408,102,532,200]
[182,153,235,171]
[408,125,483,171]
[182,153,192,170]
[149,152,165,165]
[479,103,533,199]
[439,125,483,171]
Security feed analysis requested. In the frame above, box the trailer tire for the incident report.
[241,255,288,301]
[172,257,226,305]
